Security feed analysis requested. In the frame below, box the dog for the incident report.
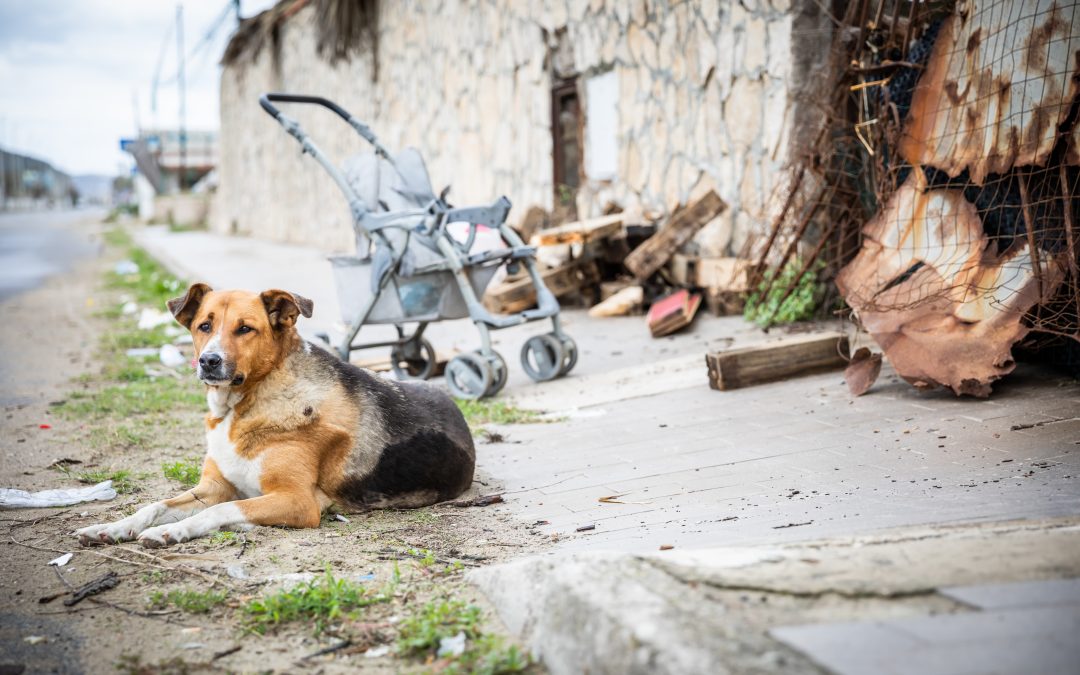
[76,283,475,548]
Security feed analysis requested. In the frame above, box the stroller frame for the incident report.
[259,93,577,398]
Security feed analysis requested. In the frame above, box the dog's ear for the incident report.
[260,289,314,329]
[167,282,213,329]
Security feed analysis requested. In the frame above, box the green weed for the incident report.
[58,378,202,419]
[208,531,237,545]
[454,399,541,427]
[162,458,201,488]
[396,599,528,673]
[74,469,139,494]
[148,588,228,614]
[243,568,394,636]
[744,258,826,328]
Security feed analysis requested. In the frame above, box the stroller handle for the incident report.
[259,93,391,158]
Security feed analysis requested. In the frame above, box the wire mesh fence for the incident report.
[751,0,1080,389]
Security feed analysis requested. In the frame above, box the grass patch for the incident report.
[162,458,201,488]
[243,568,394,636]
[73,469,139,494]
[397,599,529,674]
[455,399,541,427]
[148,588,228,614]
[59,378,202,419]
[104,228,185,309]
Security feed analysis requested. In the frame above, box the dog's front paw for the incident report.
[75,521,141,547]
[137,524,189,548]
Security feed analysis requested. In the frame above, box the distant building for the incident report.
[0,147,75,210]
[124,129,218,195]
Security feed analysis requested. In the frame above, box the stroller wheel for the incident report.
[391,338,437,381]
[446,353,494,400]
[479,350,508,397]
[554,334,578,377]
[520,334,565,382]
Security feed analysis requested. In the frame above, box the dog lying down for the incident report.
[76,284,475,548]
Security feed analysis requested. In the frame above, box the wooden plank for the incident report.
[483,259,600,314]
[668,254,756,290]
[625,190,728,280]
[706,332,850,391]
[530,214,625,246]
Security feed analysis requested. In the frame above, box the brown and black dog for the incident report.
[76,283,475,548]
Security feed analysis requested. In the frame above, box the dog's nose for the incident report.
[199,353,223,370]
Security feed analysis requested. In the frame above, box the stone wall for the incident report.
[214,0,830,255]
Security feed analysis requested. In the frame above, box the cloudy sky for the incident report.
[0,0,276,176]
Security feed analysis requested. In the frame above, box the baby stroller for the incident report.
[259,93,577,399]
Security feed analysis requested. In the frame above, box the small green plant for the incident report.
[454,399,541,428]
[73,469,139,494]
[397,599,483,655]
[58,378,202,419]
[208,531,237,545]
[162,458,201,488]
[744,258,826,328]
[443,634,531,675]
[243,568,393,635]
[141,570,169,584]
[148,588,228,614]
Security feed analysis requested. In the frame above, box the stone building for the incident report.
[214,0,831,255]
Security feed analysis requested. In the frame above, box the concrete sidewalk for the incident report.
[134,225,1080,674]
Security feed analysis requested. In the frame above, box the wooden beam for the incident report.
[530,213,625,246]
[706,332,850,391]
[625,190,728,280]
[483,259,600,314]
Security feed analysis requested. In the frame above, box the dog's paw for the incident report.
[137,524,189,549]
[75,522,140,547]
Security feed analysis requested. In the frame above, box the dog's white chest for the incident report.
[206,413,263,499]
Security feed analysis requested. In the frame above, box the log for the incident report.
[530,214,625,246]
[625,191,727,280]
[706,332,850,391]
[483,259,601,314]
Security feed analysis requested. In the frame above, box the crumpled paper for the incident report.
[0,480,117,509]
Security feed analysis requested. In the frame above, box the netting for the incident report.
[751,0,1080,383]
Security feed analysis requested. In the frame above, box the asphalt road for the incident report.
[0,208,102,302]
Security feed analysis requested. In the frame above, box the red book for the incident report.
[646,290,701,337]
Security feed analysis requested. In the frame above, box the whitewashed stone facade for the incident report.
[214,0,830,255]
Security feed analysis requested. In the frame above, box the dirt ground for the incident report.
[0,216,546,674]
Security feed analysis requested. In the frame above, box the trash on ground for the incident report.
[845,347,883,397]
[46,458,82,470]
[159,344,186,368]
[48,553,73,567]
[24,635,46,645]
[659,544,674,551]
[706,332,849,391]
[437,631,467,658]
[576,524,596,532]
[226,565,249,580]
[137,307,174,330]
[0,480,117,509]
[772,521,814,530]
[125,347,158,358]
[364,645,391,659]
[64,571,120,606]
[334,513,349,523]
[113,260,138,275]
[120,301,138,315]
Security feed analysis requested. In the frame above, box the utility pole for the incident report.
[176,3,186,193]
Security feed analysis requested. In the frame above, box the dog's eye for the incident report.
[236,325,253,335]
[197,321,211,333]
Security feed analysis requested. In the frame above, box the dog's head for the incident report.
[167,283,313,387]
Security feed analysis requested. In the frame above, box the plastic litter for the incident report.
[49,553,74,567]
[364,645,391,659]
[138,308,174,330]
[121,301,138,315]
[226,565,249,580]
[437,631,467,657]
[0,480,117,509]
[125,347,158,358]
[159,344,186,368]
[113,260,139,275]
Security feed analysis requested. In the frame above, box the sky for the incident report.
[0,0,277,176]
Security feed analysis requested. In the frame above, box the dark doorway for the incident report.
[551,78,581,220]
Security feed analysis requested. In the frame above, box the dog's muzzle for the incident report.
[197,352,243,386]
